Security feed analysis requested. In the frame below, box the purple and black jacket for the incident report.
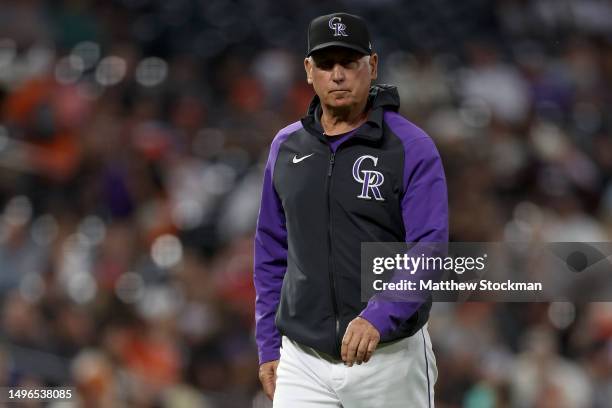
[254,84,448,364]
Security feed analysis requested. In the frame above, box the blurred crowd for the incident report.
[0,0,611,407]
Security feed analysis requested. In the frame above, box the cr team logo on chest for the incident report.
[352,155,385,201]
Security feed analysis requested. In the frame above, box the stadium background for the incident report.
[0,0,611,406]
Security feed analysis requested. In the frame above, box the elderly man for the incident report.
[254,12,448,407]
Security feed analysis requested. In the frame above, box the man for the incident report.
[254,12,448,407]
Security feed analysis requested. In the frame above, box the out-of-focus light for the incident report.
[505,202,543,244]
[60,234,93,287]
[71,349,110,391]
[151,234,183,268]
[548,302,576,330]
[135,57,168,87]
[0,125,9,151]
[31,214,59,246]
[19,273,45,303]
[530,121,567,160]
[95,56,127,86]
[459,98,492,128]
[61,235,87,259]
[178,302,216,338]
[3,196,33,227]
[75,232,92,247]
[26,44,54,76]
[137,285,183,320]
[171,199,203,230]
[201,163,236,195]
[513,201,543,230]
[71,41,101,69]
[0,38,16,68]
[384,51,415,78]
[115,272,144,303]
[55,55,85,85]
[503,220,529,242]
[425,109,471,142]
[254,50,295,92]
[67,272,97,304]
[78,216,106,246]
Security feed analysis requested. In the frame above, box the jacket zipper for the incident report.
[326,151,341,352]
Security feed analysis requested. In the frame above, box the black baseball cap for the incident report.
[307,12,372,57]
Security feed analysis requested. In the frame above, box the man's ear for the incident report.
[369,53,378,80]
[304,57,313,84]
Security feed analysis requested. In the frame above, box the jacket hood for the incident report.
[305,83,400,118]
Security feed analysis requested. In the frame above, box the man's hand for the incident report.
[341,317,380,366]
[259,360,279,400]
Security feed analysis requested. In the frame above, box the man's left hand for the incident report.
[341,317,380,366]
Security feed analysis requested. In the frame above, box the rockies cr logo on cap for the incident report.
[328,16,348,37]
[307,13,371,57]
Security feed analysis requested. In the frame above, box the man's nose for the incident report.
[331,64,345,82]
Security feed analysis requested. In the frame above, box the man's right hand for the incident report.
[258,360,280,400]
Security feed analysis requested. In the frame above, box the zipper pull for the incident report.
[328,153,335,176]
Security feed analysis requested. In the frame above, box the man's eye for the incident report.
[317,61,334,70]
[315,58,359,70]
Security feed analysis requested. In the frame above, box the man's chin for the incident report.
[328,97,353,108]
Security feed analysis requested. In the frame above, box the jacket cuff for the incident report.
[259,348,281,365]
[359,301,393,339]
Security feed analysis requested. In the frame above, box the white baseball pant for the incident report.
[273,326,437,408]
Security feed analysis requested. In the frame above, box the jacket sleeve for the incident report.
[253,136,288,364]
[359,136,448,339]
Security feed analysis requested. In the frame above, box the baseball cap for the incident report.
[307,12,372,57]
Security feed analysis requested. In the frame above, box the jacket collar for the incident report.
[301,84,400,143]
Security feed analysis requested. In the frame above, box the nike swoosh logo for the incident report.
[292,153,314,163]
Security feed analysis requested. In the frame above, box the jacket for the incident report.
[254,84,448,364]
